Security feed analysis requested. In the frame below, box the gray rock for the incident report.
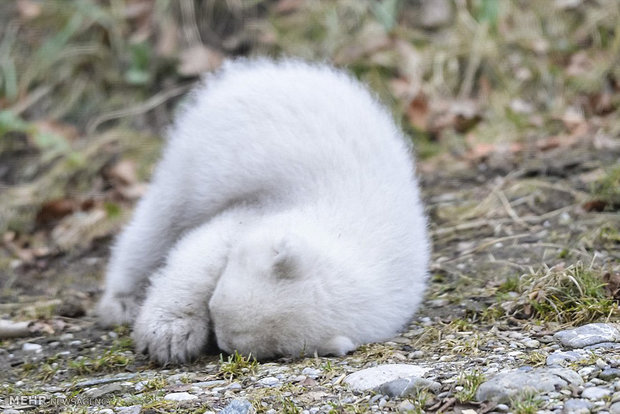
[378,376,441,397]
[220,399,252,414]
[476,367,583,403]
[610,401,620,414]
[164,392,198,401]
[547,351,583,366]
[581,386,612,400]
[585,342,620,350]
[563,398,593,414]
[344,364,430,391]
[397,400,416,412]
[554,323,620,348]
[600,369,620,381]
[59,333,74,341]
[168,373,195,383]
[116,406,142,414]
[301,367,321,377]
[193,380,227,388]
[74,373,137,388]
[84,383,123,399]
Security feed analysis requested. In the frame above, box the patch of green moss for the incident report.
[494,262,617,324]
[590,165,620,210]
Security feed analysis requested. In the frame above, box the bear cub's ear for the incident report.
[272,234,308,279]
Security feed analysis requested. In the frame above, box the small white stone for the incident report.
[398,400,416,412]
[59,333,74,341]
[22,343,42,353]
[301,367,321,377]
[344,364,431,391]
[258,377,280,387]
[227,382,242,390]
[164,392,198,401]
[116,406,142,414]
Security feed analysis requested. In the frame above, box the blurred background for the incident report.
[0,0,619,339]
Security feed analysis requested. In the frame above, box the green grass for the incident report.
[590,165,620,210]
[218,351,259,381]
[68,349,132,375]
[455,369,485,403]
[495,262,617,324]
[510,391,544,414]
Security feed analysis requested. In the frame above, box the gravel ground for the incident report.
[1,142,619,414]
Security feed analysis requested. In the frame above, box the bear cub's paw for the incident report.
[96,292,141,327]
[132,304,209,364]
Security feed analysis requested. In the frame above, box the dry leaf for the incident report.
[106,160,138,186]
[275,0,305,14]
[582,200,608,212]
[34,119,79,141]
[603,272,620,299]
[406,93,429,131]
[178,44,224,76]
[36,198,78,226]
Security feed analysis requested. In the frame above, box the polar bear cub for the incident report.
[97,59,430,363]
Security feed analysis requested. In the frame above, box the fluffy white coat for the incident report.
[97,59,430,363]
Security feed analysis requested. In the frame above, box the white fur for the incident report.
[97,59,430,363]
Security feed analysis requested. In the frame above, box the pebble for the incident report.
[585,342,620,350]
[258,377,280,387]
[301,367,321,377]
[74,373,137,388]
[581,387,612,400]
[496,404,509,411]
[397,400,416,412]
[410,350,424,359]
[84,383,122,398]
[547,351,583,366]
[600,369,620,381]
[554,323,620,348]
[59,333,74,341]
[476,367,583,403]
[116,406,141,414]
[22,343,42,353]
[563,398,593,413]
[377,376,441,397]
[164,392,198,401]
[610,402,620,414]
[220,399,252,414]
[344,364,430,391]
[522,339,540,348]
[167,373,194,383]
